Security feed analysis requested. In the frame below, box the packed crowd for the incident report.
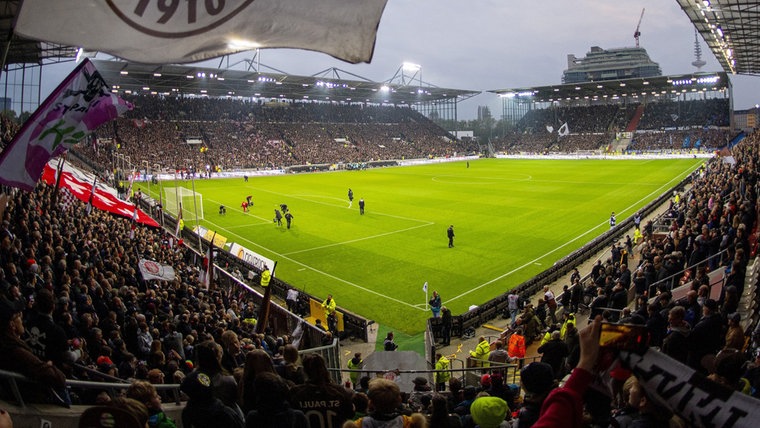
[0,103,758,427]
[629,128,730,152]
[73,97,475,174]
[637,98,730,129]
[495,98,731,154]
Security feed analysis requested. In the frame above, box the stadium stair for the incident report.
[625,105,645,132]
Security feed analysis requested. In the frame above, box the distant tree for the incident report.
[18,111,32,124]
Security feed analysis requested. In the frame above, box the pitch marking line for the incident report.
[202,196,432,311]
[203,226,427,311]
[447,161,700,303]
[283,222,435,256]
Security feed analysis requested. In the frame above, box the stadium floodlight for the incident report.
[402,62,421,72]
[380,85,390,92]
[228,38,260,50]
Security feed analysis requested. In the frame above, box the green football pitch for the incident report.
[142,158,701,336]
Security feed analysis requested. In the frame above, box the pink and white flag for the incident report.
[0,59,131,191]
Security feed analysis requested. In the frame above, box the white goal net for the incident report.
[164,187,204,221]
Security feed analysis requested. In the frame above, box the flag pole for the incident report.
[424,281,429,311]
[190,169,202,255]
[51,156,65,206]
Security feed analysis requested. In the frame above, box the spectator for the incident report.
[537,331,570,380]
[239,349,276,414]
[180,371,245,428]
[0,296,67,405]
[290,353,353,428]
[126,379,177,428]
[244,372,309,428]
[470,396,509,428]
[345,378,427,428]
[384,332,399,351]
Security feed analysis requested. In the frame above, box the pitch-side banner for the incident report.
[229,243,276,276]
[138,259,176,281]
[620,348,760,427]
[14,0,389,64]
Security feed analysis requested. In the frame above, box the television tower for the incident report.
[692,29,707,70]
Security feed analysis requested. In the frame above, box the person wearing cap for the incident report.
[703,349,751,393]
[516,362,557,427]
[687,298,725,372]
[470,396,509,428]
[0,296,67,405]
[408,376,433,412]
[480,374,492,390]
[724,312,745,351]
[180,371,245,428]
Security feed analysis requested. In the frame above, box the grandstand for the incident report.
[2,1,760,427]
[489,72,732,154]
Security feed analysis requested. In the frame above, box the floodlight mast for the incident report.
[400,62,422,87]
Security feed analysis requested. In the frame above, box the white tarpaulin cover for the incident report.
[15,0,388,64]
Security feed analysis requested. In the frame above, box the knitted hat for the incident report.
[480,374,492,387]
[0,297,21,324]
[412,376,429,386]
[520,362,555,395]
[470,396,508,428]
[180,371,214,403]
[704,299,718,311]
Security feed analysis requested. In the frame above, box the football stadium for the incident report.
[0,1,759,427]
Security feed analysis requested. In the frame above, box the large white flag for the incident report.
[138,259,176,281]
[15,0,389,64]
[0,59,131,191]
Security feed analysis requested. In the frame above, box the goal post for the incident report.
[164,187,204,221]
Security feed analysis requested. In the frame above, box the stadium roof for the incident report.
[675,0,760,75]
[92,59,480,106]
[487,72,730,104]
[0,1,78,67]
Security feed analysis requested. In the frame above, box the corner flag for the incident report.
[423,282,428,293]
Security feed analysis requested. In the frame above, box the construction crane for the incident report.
[633,8,645,47]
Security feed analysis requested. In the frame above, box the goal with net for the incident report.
[164,187,204,221]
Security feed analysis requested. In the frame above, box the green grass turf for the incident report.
[140,158,701,336]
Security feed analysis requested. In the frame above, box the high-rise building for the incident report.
[562,46,661,84]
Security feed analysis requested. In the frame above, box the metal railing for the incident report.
[0,369,182,409]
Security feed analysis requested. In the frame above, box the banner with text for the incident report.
[620,348,760,427]
[229,243,276,276]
